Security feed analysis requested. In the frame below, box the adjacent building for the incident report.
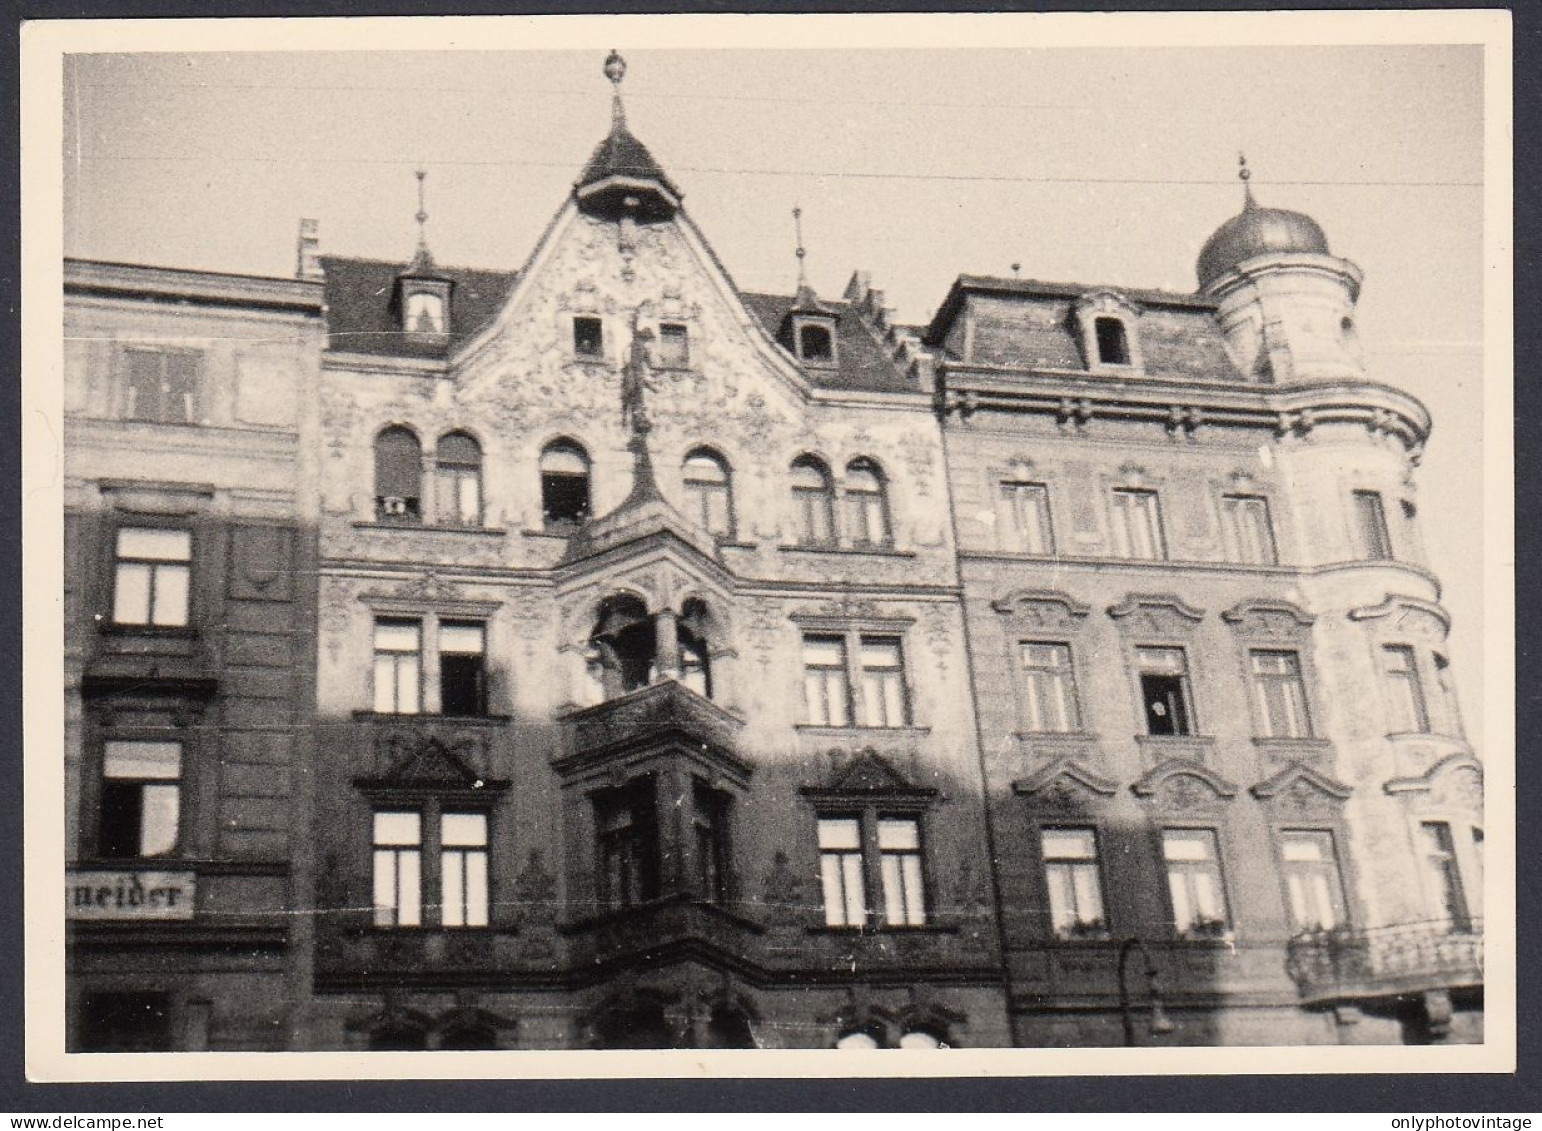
[60,55,1483,1051]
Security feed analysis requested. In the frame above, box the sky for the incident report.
[60,37,1489,730]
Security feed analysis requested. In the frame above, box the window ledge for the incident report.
[1251,736,1332,749]
[352,521,507,537]
[1174,930,1237,946]
[1384,730,1470,747]
[351,711,512,726]
[96,623,198,638]
[1015,730,1100,743]
[805,923,958,936]
[796,724,931,738]
[779,543,916,559]
[523,527,582,540]
[1135,734,1217,748]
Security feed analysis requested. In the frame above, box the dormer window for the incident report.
[405,290,445,335]
[655,323,689,368]
[798,323,834,363]
[573,317,604,359]
[1094,317,1130,366]
[1073,290,1144,372]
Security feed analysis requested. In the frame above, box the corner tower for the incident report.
[1197,157,1364,383]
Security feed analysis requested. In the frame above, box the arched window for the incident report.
[836,1030,881,1049]
[791,456,836,547]
[405,291,445,335]
[682,449,733,538]
[435,431,482,527]
[437,1021,498,1050]
[1094,317,1131,366]
[368,1022,428,1051]
[590,595,655,698]
[374,426,423,523]
[843,458,890,547]
[679,598,714,699]
[540,440,591,529]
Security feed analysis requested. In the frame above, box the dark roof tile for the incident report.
[321,256,518,359]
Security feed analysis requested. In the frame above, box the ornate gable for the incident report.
[1385,752,1484,815]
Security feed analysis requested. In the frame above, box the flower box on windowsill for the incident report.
[1057,918,1111,941]
[1179,918,1233,943]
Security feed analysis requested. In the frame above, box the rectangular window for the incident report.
[1110,488,1166,560]
[99,741,181,858]
[372,809,422,928]
[595,778,661,907]
[877,816,927,927]
[112,528,192,627]
[1250,650,1313,738]
[124,349,198,424]
[693,783,732,903]
[1434,653,1464,736]
[1222,494,1278,565]
[818,816,867,928]
[439,811,489,929]
[1381,645,1429,733]
[1138,647,1194,736]
[1279,830,1347,932]
[573,316,604,358]
[439,621,487,717]
[1419,821,1471,930]
[373,619,422,715]
[1001,482,1055,555]
[656,323,689,368]
[77,991,172,1053]
[1354,490,1393,560]
[1163,829,1230,935]
[1042,827,1106,936]
[1021,642,1081,733]
[857,636,907,728]
[802,635,850,727]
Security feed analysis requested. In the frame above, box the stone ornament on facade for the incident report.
[1107,592,1206,636]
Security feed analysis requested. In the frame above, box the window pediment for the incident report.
[1349,595,1451,642]
[992,589,1091,630]
[1131,760,1238,809]
[1222,598,1315,640]
[1107,593,1205,636]
[801,750,936,803]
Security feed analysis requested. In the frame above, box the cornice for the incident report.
[937,368,1431,449]
[65,258,323,313]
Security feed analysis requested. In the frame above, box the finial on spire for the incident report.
[409,168,435,271]
[1237,152,1256,209]
[1011,262,1021,279]
[793,205,807,287]
[605,50,628,130]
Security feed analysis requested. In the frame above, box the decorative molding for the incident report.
[992,589,1091,628]
[1012,758,1119,805]
[1131,760,1238,806]
[1251,761,1353,805]
[1221,598,1315,639]
[1107,592,1205,634]
[1348,594,1451,641]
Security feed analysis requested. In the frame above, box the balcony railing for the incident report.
[1285,918,1483,1005]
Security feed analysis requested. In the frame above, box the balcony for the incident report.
[556,681,746,777]
[1285,919,1483,1005]
[562,895,763,974]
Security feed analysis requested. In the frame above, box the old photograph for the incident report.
[24,11,1511,1074]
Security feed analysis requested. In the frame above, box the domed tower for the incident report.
[1197,157,1364,384]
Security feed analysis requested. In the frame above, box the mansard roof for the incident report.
[922,274,1242,383]
[320,255,518,359]
[740,291,917,395]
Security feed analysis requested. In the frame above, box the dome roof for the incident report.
[1196,194,1330,290]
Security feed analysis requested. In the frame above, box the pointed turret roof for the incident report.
[573,51,682,222]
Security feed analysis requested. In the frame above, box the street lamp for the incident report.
[1118,936,1175,1046]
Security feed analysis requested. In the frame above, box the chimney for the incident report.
[295,219,322,280]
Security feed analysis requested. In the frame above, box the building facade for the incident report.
[60,56,1483,1052]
